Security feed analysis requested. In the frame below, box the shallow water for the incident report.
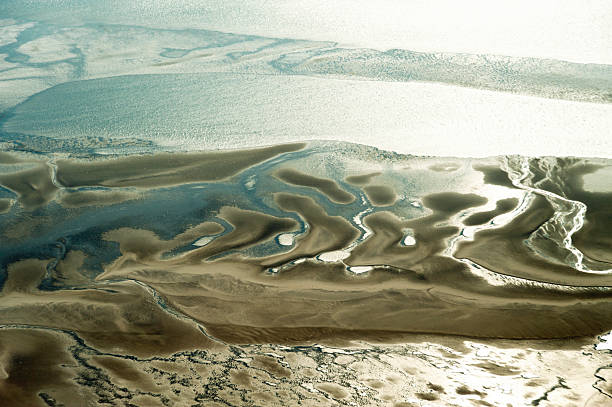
[1,2,612,406]
[1,143,612,405]
[1,18,611,157]
[2,0,611,63]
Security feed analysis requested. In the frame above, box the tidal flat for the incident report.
[0,142,611,406]
[1,2,612,405]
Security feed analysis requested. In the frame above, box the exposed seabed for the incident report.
[0,142,611,406]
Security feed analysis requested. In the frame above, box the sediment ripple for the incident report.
[0,143,611,406]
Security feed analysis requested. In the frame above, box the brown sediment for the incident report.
[455,194,612,286]
[366,379,385,389]
[428,162,461,172]
[0,152,27,164]
[574,214,612,265]
[2,150,612,361]
[107,254,607,303]
[455,385,484,396]
[347,192,487,270]
[315,382,348,399]
[90,188,612,342]
[53,250,94,286]
[345,172,381,185]
[99,256,612,342]
[558,162,612,265]
[345,211,423,267]
[0,258,220,357]
[0,163,58,209]
[2,259,48,294]
[273,167,355,204]
[344,170,397,206]
[58,189,140,207]
[0,199,12,214]
[0,143,306,211]
[91,356,158,392]
[472,159,612,271]
[100,207,299,276]
[1,327,593,407]
[416,392,438,401]
[422,192,488,214]
[252,355,291,378]
[363,185,398,206]
[0,329,94,406]
[56,143,306,188]
[463,197,519,226]
[427,383,445,393]
[184,287,612,342]
[178,207,299,264]
[258,193,360,267]
[203,322,605,352]
[230,371,253,388]
[4,248,611,362]
[473,164,517,189]
[103,220,225,263]
[471,362,519,376]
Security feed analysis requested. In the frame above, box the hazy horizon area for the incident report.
[2,0,611,64]
[1,1,611,158]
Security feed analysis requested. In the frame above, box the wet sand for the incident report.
[56,142,305,187]
[463,197,518,226]
[0,329,88,407]
[0,258,219,357]
[455,194,612,286]
[0,164,58,210]
[0,199,12,214]
[2,323,609,406]
[58,190,141,208]
[274,168,355,204]
[363,185,398,206]
[345,171,398,206]
[1,145,611,406]
[2,146,611,342]
[558,161,612,266]
[345,172,382,185]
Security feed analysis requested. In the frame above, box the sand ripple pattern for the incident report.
[1,143,612,405]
